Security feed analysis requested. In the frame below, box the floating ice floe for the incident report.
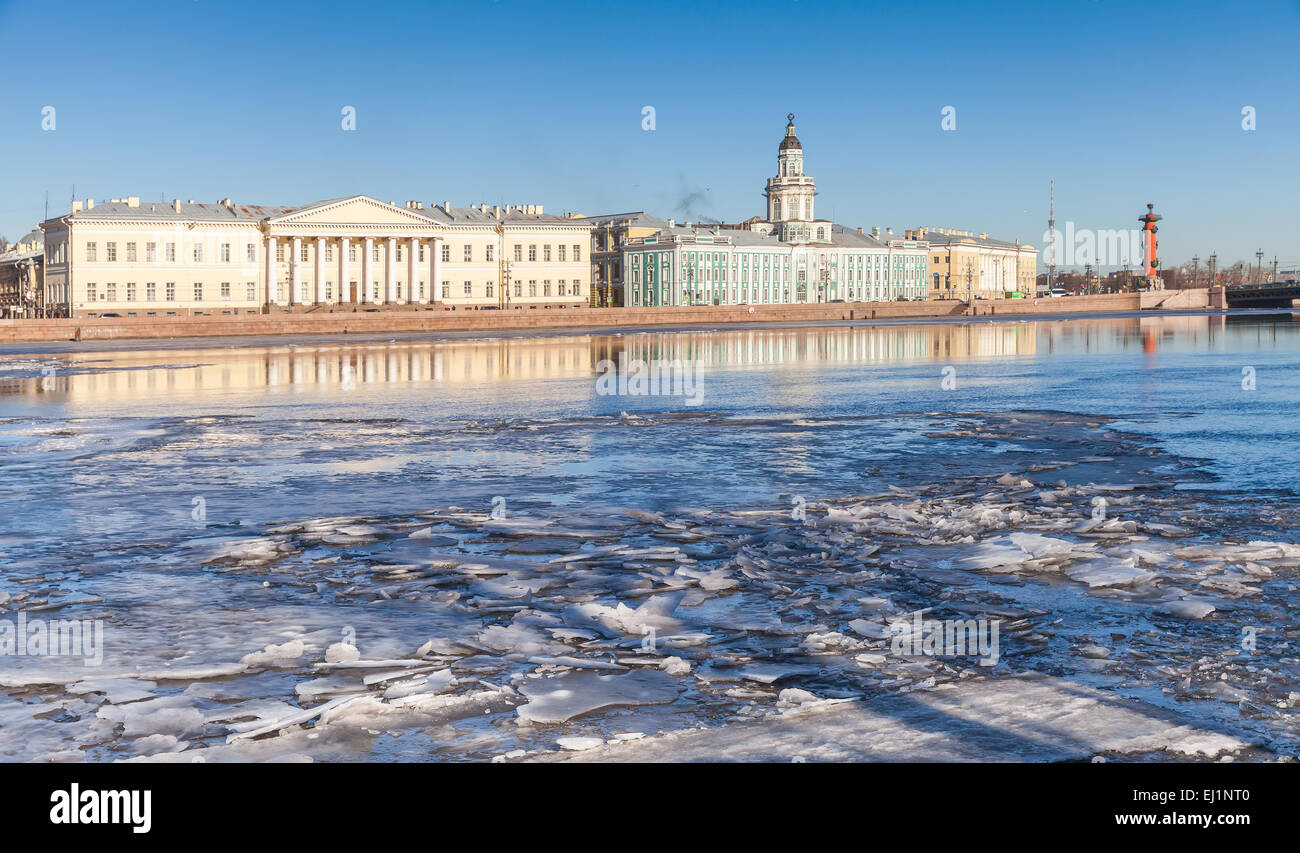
[516,670,682,724]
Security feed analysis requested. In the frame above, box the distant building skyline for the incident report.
[1,0,1296,267]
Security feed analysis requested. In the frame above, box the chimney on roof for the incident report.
[86,199,94,209]
[71,201,83,213]
[493,205,501,218]
[443,201,450,211]
[856,226,863,235]
[172,199,182,213]
[667,219,675,228]
[870,226,879,238]
[187,199,195,204]
[979,232,988,239]
[127,196,140,208]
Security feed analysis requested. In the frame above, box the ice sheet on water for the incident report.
[516,670,682,724]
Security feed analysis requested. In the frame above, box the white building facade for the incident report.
[40,195,592,318]
[623,117,929,307]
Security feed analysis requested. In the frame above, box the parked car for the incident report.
[1049,288,1068,298]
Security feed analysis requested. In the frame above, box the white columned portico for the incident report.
[339,237,350,304]
[290,236,302,307]
[407,237,418,304]
[384,237,396,304]
[314,237,326,305]
[265,235,277,307]
[361,237,373,304]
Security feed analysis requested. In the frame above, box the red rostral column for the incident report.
[1139,203,1162,289]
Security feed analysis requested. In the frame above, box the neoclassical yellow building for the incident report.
[40,195,593,318]
[910,227,1037,300]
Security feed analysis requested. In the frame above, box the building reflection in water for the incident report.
[6,313,1296,403]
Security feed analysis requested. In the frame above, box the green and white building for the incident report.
[624,116,929,306]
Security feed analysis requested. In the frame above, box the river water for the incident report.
[0,311,1296,761]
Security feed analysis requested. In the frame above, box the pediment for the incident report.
[269,196,435,226]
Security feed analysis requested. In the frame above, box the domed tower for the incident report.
[765,113,816,241]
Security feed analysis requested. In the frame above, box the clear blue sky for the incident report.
[1,0,1296,269]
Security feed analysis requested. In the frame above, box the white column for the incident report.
[265,236,277,306]
[431,238,441,304]
[361,237,373,304]
[339,237,350,303]
[314,237,325,305]
[290,236,301,307]
[407,237,418,304]
[384,237,396,304]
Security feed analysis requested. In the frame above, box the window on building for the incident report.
[543,280,551,296]
[543,245,552,262]
[125,283,136,301]
[146,282,156,301]
[514,244,522,262]
[105,283,117,300]
[372,245,380,263]
[324,244,333,263]
[245,244,256,263]
[441,282,450,299]
[193,244,203,263]
[441,244,450,263]
[165,282,175,301]
[220,243,231,263]
[463,281,472,296]
[514,282,522,297]
[418,280,425,299]
[325,282,333,301]
[246,282,256,301]
[86,242,98,262]
[396,244,404,263]
[219,282,230,300]
[299,243,309,263]
[106,243,117,262]
[528,281,537,297]
[485,244,494,262]
[464,244,472,262]
[123,242,136,262]
[278,243,287,263]
[528,245,537,262]
[485,281,494,298]
[193,283,203,301]
[87,283,97,301]
[349,244,358,263]
[558,245,566,262]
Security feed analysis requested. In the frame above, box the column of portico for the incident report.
[407,237,419,304]
[361,237,373,305]
[384,238,397,304]
[338,237,351,304]
[314,237,326,305]
[430,238,441,304]
[290,236,302,308]
[265,236,277,308]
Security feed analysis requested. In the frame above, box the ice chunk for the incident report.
[1155,599,1216,619]
[1065,558,1156,588]
[556,736,605,751]
[240,640,306,667]
[325,642,360,663]
[516,670,682,724]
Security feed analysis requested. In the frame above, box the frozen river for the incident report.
[0,311,1297,762]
